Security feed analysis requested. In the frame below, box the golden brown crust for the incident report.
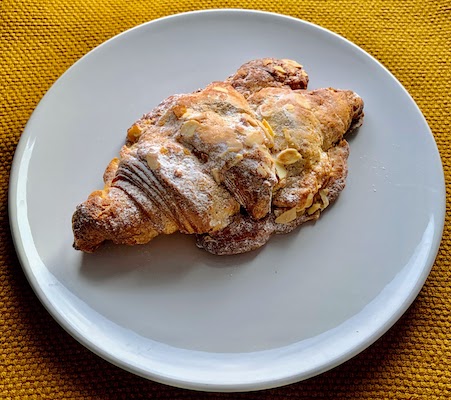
[196,141,352,255]
[72,187,160,253]
[227,58,309,98]
[248,87,362,212]
[124,81,277,220]
[302,88,364,150]
[197,87,364,255]
[72,59,364,254]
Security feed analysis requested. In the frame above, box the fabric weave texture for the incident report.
[1,1,450,399]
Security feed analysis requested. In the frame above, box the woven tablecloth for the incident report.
[1,1,450,398]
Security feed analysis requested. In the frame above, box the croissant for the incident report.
[72,58,364,254]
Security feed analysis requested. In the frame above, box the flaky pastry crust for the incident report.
[72,58,363,254]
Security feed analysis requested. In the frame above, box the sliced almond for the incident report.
[103,158,120,186]
[244,131,264,147]
[275,207,297,224]
[276,148,302,165]
[319,189,330,208]
[282,59,303,68]
[212,86,229,93]
[180,120,199,138]
[296,192,315,212]
[274,65,286,74]
[305,192,315,209]
[181,108,202,120]
[283,128,297,149]
[256,120,274,148]
[274,161,288,179]
[262,119,275,137]
[307,203,322,215]
[146,152,160,170]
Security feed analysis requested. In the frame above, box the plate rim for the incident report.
[8,8,446,392]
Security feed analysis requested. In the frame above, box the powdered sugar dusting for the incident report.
[72,58,364,254]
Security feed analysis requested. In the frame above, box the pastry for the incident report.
[72,58,364,254]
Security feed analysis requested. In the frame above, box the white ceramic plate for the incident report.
[9,9,445,392]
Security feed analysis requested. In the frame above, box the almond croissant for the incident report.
[72,58,363,254]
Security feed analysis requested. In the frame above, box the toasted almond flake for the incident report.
[262,119,275,137]
[307,203,322,215]
[282,59,303,68]
[319,189,330,208]
[146,152,160,170]
[212,86,229,93]
[277,148,302,165]
[244,131,264,147]
[181,108,203,120]
[242,114,259,128]
[274,161,288,179]
[283,128,298,149]
[180,120,199,138]
[275,207,297,224]
[296,192,315,213]
[256,120,274,148]
[274,65,286,74]
[305,192,315,208]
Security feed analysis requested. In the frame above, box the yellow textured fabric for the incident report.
[1,0,450,398]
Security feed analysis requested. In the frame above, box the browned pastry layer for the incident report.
[196,140,355,255]
[196,87,364,255]
[226,58,309,98]
[72,58,363,254]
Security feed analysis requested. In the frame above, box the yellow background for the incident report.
[1,1,450,398]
